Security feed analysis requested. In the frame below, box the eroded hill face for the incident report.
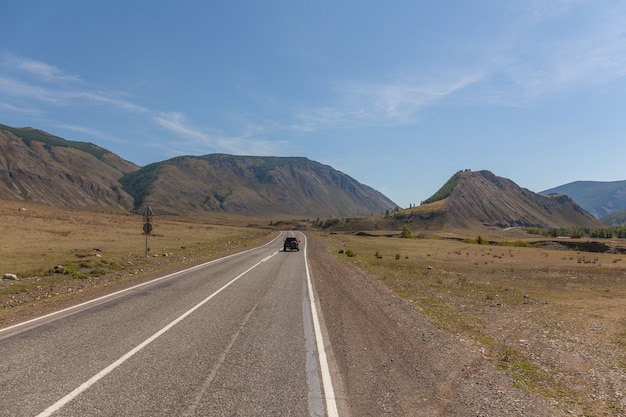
[305,171,604,234]
[0,125,397,218]
[436,170,603,229]
[0,127,138,211]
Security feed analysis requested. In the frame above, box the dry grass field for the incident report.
[319,232,626,417]
[0,200,272,323]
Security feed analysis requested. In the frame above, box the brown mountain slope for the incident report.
[0,124,397,218]
[342,170,604,233]
[120,154,398,218]
[441,170,603,229]
[0,125,138,210]
[412,170,604,230]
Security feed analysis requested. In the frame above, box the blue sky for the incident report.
[2,1,626,208]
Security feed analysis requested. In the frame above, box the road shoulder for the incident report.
[306,233,563,417]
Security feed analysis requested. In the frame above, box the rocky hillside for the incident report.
[0,124,138,211]
[391,170,604,230]
[120,154,397,218]
[0,124,396,218]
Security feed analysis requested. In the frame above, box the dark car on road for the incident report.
[283,237,300,251]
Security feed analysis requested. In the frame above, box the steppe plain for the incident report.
[1,200,624,416]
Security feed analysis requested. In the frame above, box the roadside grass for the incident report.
[322,232,626,416]
[0,200,272,307]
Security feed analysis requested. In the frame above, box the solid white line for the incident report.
[303,234,339,417]
[0,234,282,335]
[35,251,278,417]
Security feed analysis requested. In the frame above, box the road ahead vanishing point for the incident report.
[0,232,339,417]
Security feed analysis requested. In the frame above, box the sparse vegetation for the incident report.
[526,225,626,238]
[0,124,109,160]
[314,218,341,229]
[119,163,163,211]
[320,232,626,416]
[0,200,272,314]
[422,170,465,204]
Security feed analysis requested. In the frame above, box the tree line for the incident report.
[526,226,626,239]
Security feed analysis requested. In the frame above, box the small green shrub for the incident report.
[90,267,107,277]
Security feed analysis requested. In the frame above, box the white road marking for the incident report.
[303,234,340,417]
[302,257,324,416]
[35,251,278,417]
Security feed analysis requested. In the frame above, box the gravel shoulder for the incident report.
[306,233,564,417]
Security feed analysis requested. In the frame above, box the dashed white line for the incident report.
[35,252,278,417]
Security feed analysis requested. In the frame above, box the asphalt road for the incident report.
[0,232,338,417]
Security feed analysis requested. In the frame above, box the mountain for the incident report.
[4,123,600,226]
[120,154,397,217]
[0,124,138,211]
[392,170,603,230]
[541,180,626,219]
[0,124,396,218]
[600,209,626,227]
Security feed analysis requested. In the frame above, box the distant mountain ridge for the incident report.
[541,180,626,219]
[0,124,396,218]
[0,123,612,228]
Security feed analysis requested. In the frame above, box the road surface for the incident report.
[0,232,339,417]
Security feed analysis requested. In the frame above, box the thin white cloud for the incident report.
[65,90,148,113]
[289,1,626,132]
[349,72,484,120]
[153,111,283,156]
[14,56,80,83]
[486,1,626,103]
[0,75,61,103]
[0,53,146,113]
[291,70,484,132]
[0,75,146,113]
[516,0,588,22]
[0,101,43,115]
[1,53,283,157]
[154,112,211,143]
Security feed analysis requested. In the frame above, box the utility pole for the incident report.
[143,205,154,257]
